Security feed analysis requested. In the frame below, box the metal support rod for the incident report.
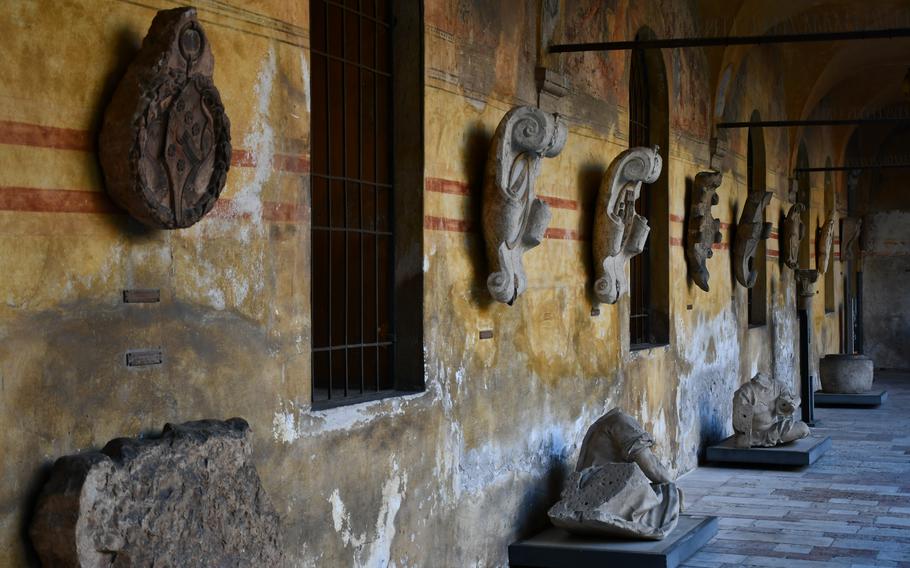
[798,307,816,426]
[795,164,910,172]
[718,118,910,128]
[549,27,910,52]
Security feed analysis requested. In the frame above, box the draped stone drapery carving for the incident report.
[482,106,567,305]
[592,146,663,304]
[686,171,723,292]
[840,217,862,262]
[782,203,806,270]
[733,191,773,288]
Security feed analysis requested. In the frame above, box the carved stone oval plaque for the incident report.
[100,8,231,229]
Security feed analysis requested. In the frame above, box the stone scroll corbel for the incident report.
[99,8,232,229]
[685,171,723,291]
[592,146,663,304]
[482,106,568,305]
[817,213,836,274]
[733,191,773,288]
[782,203,806,270]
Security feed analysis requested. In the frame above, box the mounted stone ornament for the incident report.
[685,170,723,292]
[592,146,662,304]
[733,191,772,288]
[782,203,806,269]
[482,106,567,305]
[817,213,836,274]
[100,8,232,229]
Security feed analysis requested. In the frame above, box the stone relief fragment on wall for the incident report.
[840,217,862,262]
[30,418,284,567]
[733,191,773,288]
[817,213,836,274]
[685,170,723,292]
[548,409,682,540]
[732,373,810,448]
[482,106,567,304]
[782,203,806,269]
[592,146,663,304]
[100,8,232,229]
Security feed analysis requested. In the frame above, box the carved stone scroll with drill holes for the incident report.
[100,7,232,229]
[817,213,836,274]
[686,170,723,292]
[592,146,663,304]
[733,191,773,288]
[782,203,806,270]
[482,106,567,305]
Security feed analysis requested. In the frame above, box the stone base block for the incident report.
[508,515,718,568]
[815,390,888,407]
[705,435,831,467]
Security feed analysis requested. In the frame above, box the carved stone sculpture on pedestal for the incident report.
[30,418,284,567]
[733,191,773,288]
[732,373,810,448]
[592,146,663,304]
[817,213,836,274]
[686,171,723,291]
[482,106,567,304]
[782,203,806,269]
[548,408,682,540]
[100,8,232,229]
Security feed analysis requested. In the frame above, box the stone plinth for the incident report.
[706,435,832,467]
[815,390,888,407]
[509,515,718,568]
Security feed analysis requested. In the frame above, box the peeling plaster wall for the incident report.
[0,1,850,566]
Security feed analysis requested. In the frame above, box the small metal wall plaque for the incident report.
[479,330,494,340]
[123,289,161,303]
[126,349,163,367]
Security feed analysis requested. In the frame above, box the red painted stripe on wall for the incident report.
[0,120,93,151]
[0,185,304,224]
[424,215,473,233]
[423,177,578,210]
[0,121,309,173]
[0,186,117,214]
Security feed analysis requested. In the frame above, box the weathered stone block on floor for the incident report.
[819,354,875,394]
[29,418,284,567]
[508,514,718,568]
[814,390,888,407]
[705,435,832,467]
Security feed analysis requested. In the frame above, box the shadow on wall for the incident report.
[683,175,694,290]
[464,121,493,309]
[727,198,740,293]
[513,451,568,541]
[579,162,604,306]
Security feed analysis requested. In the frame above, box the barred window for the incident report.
[310,0,423,408]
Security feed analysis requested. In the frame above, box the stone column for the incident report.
[796,269,819,426]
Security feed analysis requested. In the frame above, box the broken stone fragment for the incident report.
[548,463,681,540]
[29,418,285,567]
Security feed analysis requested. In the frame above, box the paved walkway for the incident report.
[679,370,910,568]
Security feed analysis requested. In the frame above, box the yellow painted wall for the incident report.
[0,1,848,565]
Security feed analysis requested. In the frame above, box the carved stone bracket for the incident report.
[592,146,663,304]
[782,203,806,270]
[686,171,723,292]
[483,106,568,305]
[100,8,232,229]
[795,268,819,310]
[733,191,773,288]
[817,214,836,274]
[840,217,862,262]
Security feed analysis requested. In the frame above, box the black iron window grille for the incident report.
[310,0,395,405]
